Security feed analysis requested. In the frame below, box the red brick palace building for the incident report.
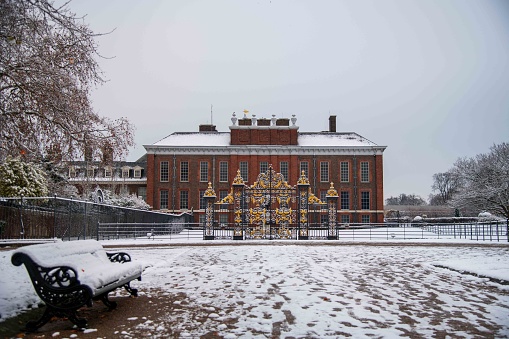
[144,114,386,224]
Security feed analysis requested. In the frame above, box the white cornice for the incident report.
[145,145,386,156]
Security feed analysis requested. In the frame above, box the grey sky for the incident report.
[69,0,509,201]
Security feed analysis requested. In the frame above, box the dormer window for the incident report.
[122,166,130,178]
[104,167,112,178]
[69,167,76,178]
[87,168,95,178]
[134,168,142,178]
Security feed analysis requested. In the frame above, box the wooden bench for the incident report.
[11,240,143,332]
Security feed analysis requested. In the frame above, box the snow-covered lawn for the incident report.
[1,240,509,337]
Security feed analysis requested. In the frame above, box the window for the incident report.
[219,214,228,226]
[134,168,142,178]
[300,161,309,177]
[320,191,327,210]
[219,190,228,204]
[180,190,189,210]
[160,190,168,210]
[104,167,112,178]
[138,187,147,201]
[160,161,169,182]
[361,191,370,210]
[199,214,206,226]
[219,162,228,182]
[341,215,350,224]
[122,168,129,178]
[87,168,94,178]
[320,214,328,226]
[180,162,189,182]
[361,215,371,224]
[69,167,76,178]
[340,191,349,210]
[260,161,268,174]
[199,189,206,209]
[320,162,329,182]
[361,162,369,183]
[280,161,288,182]
[200,162,208,182]
[340,162,349,182]
[240,161,248,182]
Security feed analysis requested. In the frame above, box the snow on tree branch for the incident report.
[0,0,134,162]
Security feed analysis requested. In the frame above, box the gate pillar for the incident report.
[297,171,310,240]
[232,170,246,240]
[326,182,339,240]
[203,182,216,240]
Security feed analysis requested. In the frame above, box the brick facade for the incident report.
[145,114,386,223]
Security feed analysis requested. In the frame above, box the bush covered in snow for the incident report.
[90,189,150,210]
[0,157,48,197]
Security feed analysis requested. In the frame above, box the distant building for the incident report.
[144,113,387,223]
[66,156,147,200]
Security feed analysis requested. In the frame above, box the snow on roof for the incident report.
[150,132,381,148]
[298,133,379,147]
[153,132,231,147]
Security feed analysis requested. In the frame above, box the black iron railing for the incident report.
[0,197,191,241]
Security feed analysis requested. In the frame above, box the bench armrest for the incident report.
[107,252,132,263]
[11,252,93,310]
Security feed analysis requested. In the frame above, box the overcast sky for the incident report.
[69,0,509,201]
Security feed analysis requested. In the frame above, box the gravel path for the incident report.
[7,243,509,338]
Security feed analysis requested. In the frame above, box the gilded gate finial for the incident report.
[326,182,338,197]
[204,182,216,197]
[297,170,309,185]
[233,169,245,185]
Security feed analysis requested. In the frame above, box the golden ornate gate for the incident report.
[203,165,339,240]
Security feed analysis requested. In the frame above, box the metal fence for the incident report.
[97,223,203,241]
[213,222,508,241]
[0,197,192,241]
[95,220,509,242]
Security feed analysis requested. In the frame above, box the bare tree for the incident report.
[450,143,509,219]
[385,193,426,206]
[431,170,461,205]
[0,0,134,162]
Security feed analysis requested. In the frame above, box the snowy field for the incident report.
[1,240,509,338]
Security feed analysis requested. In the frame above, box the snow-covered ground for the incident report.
[1,239,509,338]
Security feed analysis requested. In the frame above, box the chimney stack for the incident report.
[329,115,337,133]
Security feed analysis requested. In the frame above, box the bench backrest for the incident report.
[13,240,111,269]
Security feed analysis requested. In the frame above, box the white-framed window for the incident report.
[219,162,228,182]
[240,161,248,182]
[361,191,370,210]
[200,162,208,182]
[340,191,349,210]
[361,215,371,224]
[122,167,130,178]
[340,162,349,182]
[180,162,189,182]
[320,162,329,182]
[180,190,189,209]
[104,167,112,178]
[199,189,206,209]
[361,162,369,183]
[160,161,169,182]
[260,161,268,174]
[300,161,309,177]
[160,190,168,210]
[280,161,289,182]
[87,168,95,178]
[341,214,350,224]
[134,166,142,178]
[320,190,327,210]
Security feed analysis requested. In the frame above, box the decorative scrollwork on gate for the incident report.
[205,165,337,240]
